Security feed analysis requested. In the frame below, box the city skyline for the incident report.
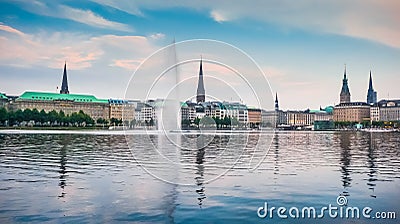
[1,1,399,109]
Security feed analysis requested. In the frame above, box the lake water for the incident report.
[0,130,399,223]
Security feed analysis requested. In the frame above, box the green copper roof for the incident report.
[0,93,8,99]
[324,106,334,113]
[17,91,108,103]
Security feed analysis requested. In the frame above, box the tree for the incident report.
[130,119,136,129]
[39,109,47,124]
[123,120,129,127]
[15,109,24,123]
[31,108,40,123]
[48,110,58,125]
[0,107,7,125]
[149,118,154,126]
[59,110,66,125]
[231,117,239,127]
[181,119,190,128]
[194,117,201,128]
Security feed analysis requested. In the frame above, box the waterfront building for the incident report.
[366,71,377,105]
[311,106,334,130]
[334,65,371,123]
[286,110,314,127]
[333,102,370,122]
[370,106,380,122]
[109,99,135,121]
[247,107,262,128]
[6,63,110,121]
[261,93,289,128]
[194,103,206,119]
[261,109,277,127]
[376,99,400,121]
[181,101,196,122]
[223,101,248,125]
[11,91,110,120]
[312,106,334,121]
[340,66,351,104]
[196,59,205,103]
[202,101,226,119]
[277,110,288,126]
[139,103,156,123]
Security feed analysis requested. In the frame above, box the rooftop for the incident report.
[17,91,108,103]
[0,93,8,100]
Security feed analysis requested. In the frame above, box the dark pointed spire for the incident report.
[367,70,377,104]
[368,70,373,89]
[60,62,69,94]
[196,57,205,103]
[340,64,351,103]
[274,92,279,111]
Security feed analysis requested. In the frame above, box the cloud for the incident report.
[0,24,158,70]
[11,0,132,31]
[90,0,144,16]
[110,59,143,71]
[0,23,25,36]
[149,33,165,40]
[59,5,132,31]
[210,10,228,23]
[91,0,400,48]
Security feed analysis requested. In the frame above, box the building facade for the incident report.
[261,109,277,127]
[376,100,400,121]
[370,106,380,122]
[286,110,315,126]
[140,104,156,123]
[223,102,248,125]
[181,101,196,122]
[11,91,110,120]
[247,108,262,128]
[109,99,135,121]
[333,102,370,122]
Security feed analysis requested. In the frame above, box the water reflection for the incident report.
[367,133,378,198]
[58,142,67,198]
[273,134,279,177]
[338,132,352,196]
[0,131,399,223]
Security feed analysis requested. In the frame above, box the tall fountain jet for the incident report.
[157,39,181,131]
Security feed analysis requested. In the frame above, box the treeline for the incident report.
[0,108,94,127]
[181,116,242,129]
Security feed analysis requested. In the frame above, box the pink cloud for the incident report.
[0,24,25,36]
[0,24,159,70]
[110,59,143,71]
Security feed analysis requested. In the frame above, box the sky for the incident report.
[0,0,399,110]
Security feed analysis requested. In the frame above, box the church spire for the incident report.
[367,70,377,104]
[274,92,279,111]
[368,70,373,89]
[196,57,205,103]
[60,62,69,94]
[340,64,351,103]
